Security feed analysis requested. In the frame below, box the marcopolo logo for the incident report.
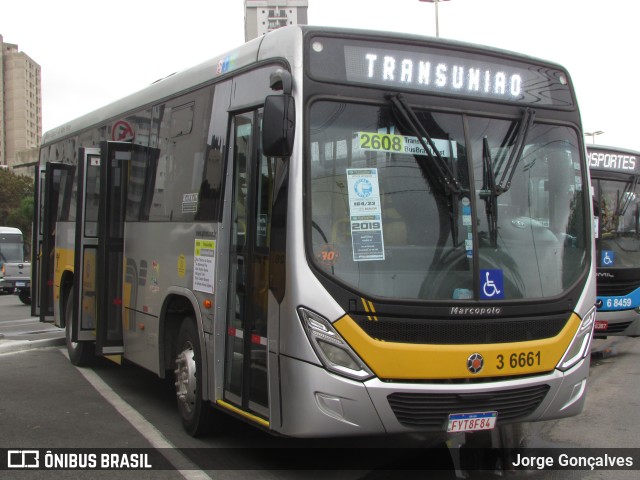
[450,306,502,316]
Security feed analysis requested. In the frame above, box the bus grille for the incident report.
[353,314,568,344]
[597,280,640,297]
[387,385,550,428]
[596,321,633,335]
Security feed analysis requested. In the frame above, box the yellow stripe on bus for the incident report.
[216,400,270,428]
[334,313,582,380]
[360,297,378,321]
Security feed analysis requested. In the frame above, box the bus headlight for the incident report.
[557,306,596,372]
[298,307,374,381]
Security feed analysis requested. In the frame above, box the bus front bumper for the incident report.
[277,354,589,437]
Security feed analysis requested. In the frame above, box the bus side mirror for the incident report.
[262,95,295,157]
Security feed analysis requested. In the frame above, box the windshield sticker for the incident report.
[462,196,472,226]
[194,239,215,294]
[355,132,457,159]
[182,193,199,214]
[465,238,473,256]
[316,244,340,267]
[453,288,473,300]
[347,168,385,261]
[480,269,504,300]
[601,250,614,267]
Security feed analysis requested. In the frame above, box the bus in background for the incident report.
[33,26,595,439]
[0,227,27,295]
[588,145,640,337]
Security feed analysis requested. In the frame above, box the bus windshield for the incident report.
[308,100,587,301]
[594,176,640,268]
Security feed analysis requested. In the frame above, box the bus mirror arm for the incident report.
[269,69,292,95]
[263,94,296,157]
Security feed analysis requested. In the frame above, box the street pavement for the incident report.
[0,294,65,355]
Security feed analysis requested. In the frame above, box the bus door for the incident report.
[39,162,75,323]
[224,109,275,420]
[72,142,131,354]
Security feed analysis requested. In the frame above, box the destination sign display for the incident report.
[588,147,640,174]
[308,36,574,107]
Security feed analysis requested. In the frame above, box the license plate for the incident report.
[447,411,497,432]
[595,320,608,331]
[16,282,25,287]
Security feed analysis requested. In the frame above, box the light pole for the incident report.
[419,0,450,38]
[585,131,604,144]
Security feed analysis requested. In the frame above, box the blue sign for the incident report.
[480,269,504,300]
[597,286,640,311]
[601,250,615,267]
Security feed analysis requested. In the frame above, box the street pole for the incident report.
[420,0,450,38]
[585,131,604,144]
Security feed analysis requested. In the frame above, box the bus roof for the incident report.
[588,144,640,157]
[0,227,22,235]
[41,25,572,146]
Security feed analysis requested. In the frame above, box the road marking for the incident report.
[59,348,212,479]
[0,318,46,326]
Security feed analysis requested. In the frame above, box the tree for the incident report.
[0,169,35,246]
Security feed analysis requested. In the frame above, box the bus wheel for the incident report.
[174,318,211,437]
[65,288,94,366]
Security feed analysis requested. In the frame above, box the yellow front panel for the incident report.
[335,314,581,380]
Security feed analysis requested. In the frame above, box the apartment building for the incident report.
[1,34,42,172]
[244,0,308,41]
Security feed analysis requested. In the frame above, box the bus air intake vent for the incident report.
[387,385,550,428]
[353,314,568,344]
[597,280,640,297]
[597,321,632,335]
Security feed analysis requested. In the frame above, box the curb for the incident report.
[0,336,66,355]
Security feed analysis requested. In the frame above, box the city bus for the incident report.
[588,145,640,337]
[33,26,596,438]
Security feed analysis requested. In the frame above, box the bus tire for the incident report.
[174,318,212,437]
[65,287,94,366]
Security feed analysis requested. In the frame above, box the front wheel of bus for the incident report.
[65,288,94,366]
[175,318,212,437]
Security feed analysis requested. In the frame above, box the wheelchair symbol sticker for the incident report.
[480,269,504,300]
[601,250,614,266]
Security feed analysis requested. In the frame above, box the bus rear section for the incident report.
[588,145,640,337]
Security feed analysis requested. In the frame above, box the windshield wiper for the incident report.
[615,175,639,219]
[387,93,463,247]
[494,107,535,195]
[479,108,535,248]
[387,93,461,194]
[481,137,499,248]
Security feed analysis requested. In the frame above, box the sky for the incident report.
[1,0,637,151]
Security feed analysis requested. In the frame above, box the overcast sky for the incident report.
[2,0,637,151]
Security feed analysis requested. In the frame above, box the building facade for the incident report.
[1,34,42,173]
[244,0,308,42]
